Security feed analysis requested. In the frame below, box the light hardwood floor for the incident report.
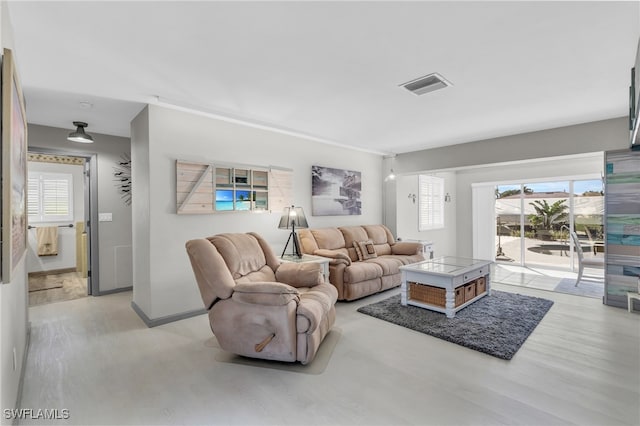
[19,283,639,425]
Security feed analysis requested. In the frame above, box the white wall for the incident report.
[391,117,628,173]
[26,161,84,273]
[27,124,133,293]
[395,171,456,257]
[132,104,383,322]
[0,3,29,421]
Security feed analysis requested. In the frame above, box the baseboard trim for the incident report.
[95,286,132,296]
[28,268,77,277]
[604,294,629,309]
[131,301,206,328]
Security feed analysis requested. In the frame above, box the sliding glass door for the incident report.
[495,184,523,264]
[495,178,604,272]
[571,179,605,271]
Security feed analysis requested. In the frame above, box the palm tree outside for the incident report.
[528,199,569,240]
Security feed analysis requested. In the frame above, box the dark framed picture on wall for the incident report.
[311,165,362,216]
[1,48,28,283]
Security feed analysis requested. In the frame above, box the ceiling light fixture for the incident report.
[67,121,94,143]
[384,168,396,182]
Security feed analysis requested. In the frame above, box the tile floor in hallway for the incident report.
[492,263,604,299]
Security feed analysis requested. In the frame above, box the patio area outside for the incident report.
[496,234,605,269]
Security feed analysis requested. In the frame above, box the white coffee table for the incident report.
[400,256,493,318]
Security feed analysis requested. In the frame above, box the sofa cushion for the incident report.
[209,234,267,279]
[276,262,323,288]
[298,229,320,253]
[314,249,352,266]
[354,240,378,261]
[353,241,363,261]
[374,243,392,256]
[235,265,277,283]
[391,241,423,256]
[296,284,338,333]
[365,256,403,275]
[310,228,346,250]
[344,262,383,283]
[339,226,367,261]
[232,282,299,306]
[363,225,393,255]
[339,226,369,248]
[363,225,394,245]
[185,239,236,308]
[391,254,425,265]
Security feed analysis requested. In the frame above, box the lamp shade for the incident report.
[278,206,308,229]
[384,168,396,182]
[67,121,94,143]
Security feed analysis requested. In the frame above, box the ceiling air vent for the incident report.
[400,72,452,96]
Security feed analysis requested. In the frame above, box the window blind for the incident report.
[28,172,73,222]
[418,175,444,231]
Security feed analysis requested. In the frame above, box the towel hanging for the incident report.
[36,226,59,256]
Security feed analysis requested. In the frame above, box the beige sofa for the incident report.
[298,225,424,301]
[186,232,338,365]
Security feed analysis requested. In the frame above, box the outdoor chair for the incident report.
[568,230,605,286]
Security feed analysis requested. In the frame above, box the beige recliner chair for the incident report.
[186,232,338,365]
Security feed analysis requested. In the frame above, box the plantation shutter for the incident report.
[43,178,70,216]
[27,176,40,217]
[418,175,444,231]
[28,172,73,222]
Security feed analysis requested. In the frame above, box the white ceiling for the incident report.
[7,1,640,155]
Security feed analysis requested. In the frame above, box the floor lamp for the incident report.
[279,205,309,258]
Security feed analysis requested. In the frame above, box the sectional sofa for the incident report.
[298,224,424,301]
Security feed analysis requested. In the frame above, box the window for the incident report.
[28,171,73,223]
[419,175,444,231]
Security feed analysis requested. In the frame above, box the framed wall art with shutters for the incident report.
[176,160,293,215]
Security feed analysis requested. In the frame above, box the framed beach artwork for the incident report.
[1,48,28,282]
[311,165,362,216]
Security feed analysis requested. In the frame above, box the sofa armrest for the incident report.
[232,282,300,306]
[276,263,323,288]
[391,242,423,256]
[314,249,352,266]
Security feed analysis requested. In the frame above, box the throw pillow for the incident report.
[353,241,363,261]
[353,240,377,261]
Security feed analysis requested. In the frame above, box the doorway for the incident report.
[26,151,98,306]
[494,179,604,269]
[493,177,604,297]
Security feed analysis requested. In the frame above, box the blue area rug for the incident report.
[554,278,603,299]
[357,290,553,360]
